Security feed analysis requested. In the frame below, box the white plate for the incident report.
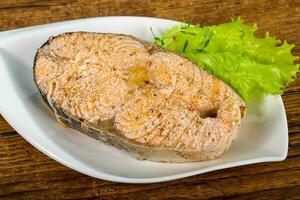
[0,16,288,183]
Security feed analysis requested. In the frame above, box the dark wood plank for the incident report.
[218,186,300,200]
[0,116,14,134]
[0,0,299,50]
[282,91,300,135]
[0,134,299,199]
[0,0,299,199]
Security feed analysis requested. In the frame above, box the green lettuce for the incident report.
[154,18,299,101]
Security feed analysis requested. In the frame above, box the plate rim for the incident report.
[0,107,290,183]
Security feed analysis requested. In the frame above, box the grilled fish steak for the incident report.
[34,32,246,162]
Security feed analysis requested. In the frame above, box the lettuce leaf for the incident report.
[154,18,299,101]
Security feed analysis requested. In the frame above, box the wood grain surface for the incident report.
[0,0,299,199]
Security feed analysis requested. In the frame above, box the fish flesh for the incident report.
[34,32,246,162]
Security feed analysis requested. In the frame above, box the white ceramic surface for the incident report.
[0,16,288,183]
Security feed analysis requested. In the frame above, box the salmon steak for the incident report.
[34,32,246,162]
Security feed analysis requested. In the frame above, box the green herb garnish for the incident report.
[154,18,299,101]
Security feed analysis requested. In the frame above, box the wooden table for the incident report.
[0,0,299,199]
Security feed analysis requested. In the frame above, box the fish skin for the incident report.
[33,32,246,162]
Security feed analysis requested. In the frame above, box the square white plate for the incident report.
[0,16,288,183]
